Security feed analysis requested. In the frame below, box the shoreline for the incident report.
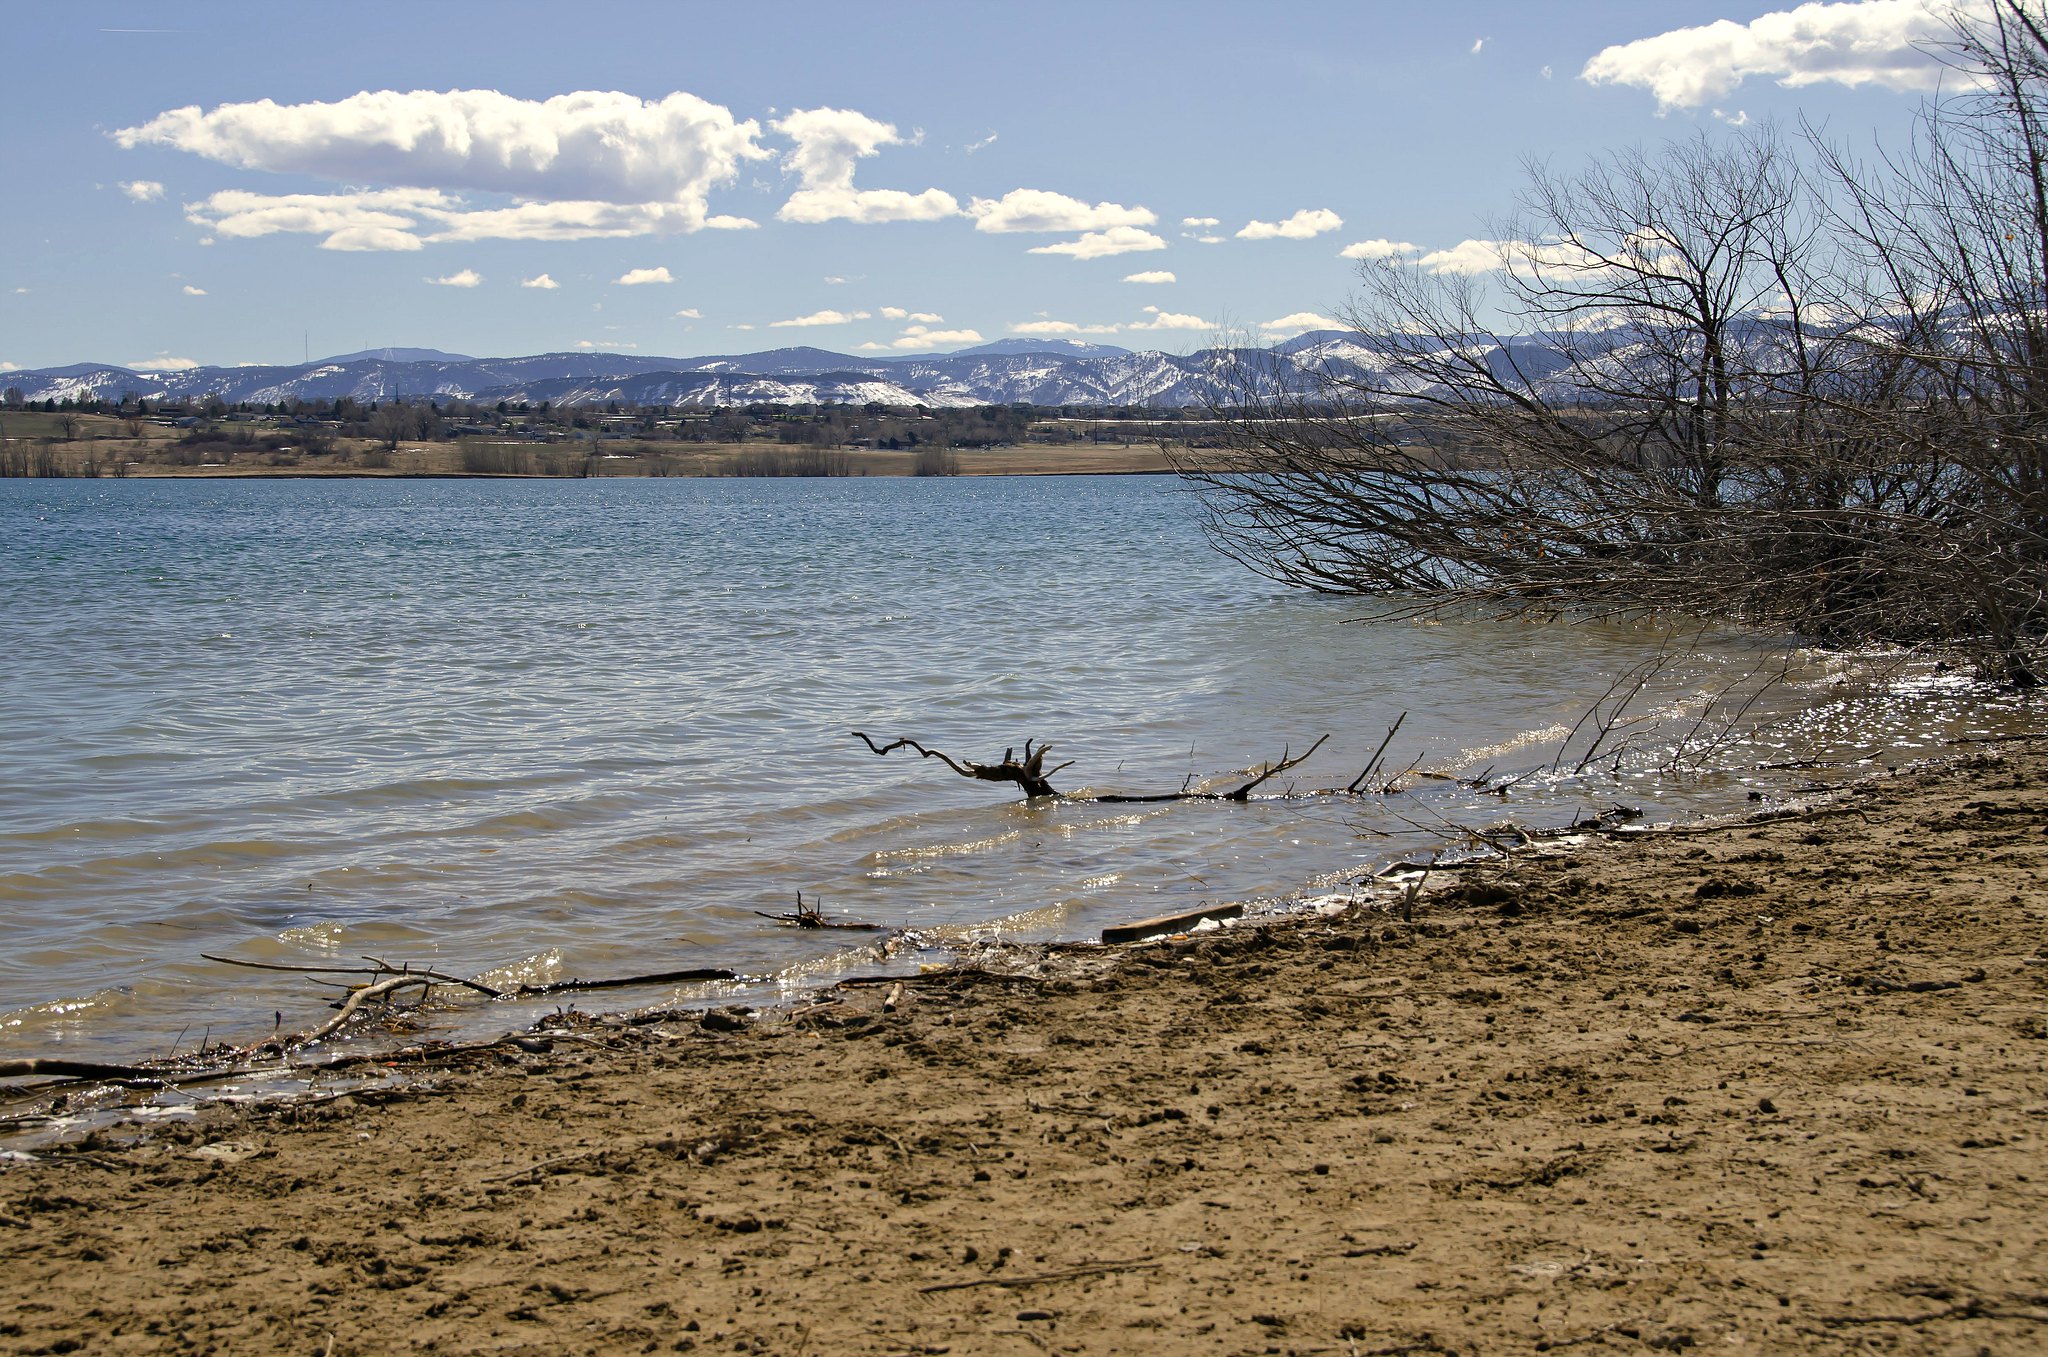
[3,742,2045,1353]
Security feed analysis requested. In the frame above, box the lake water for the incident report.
[0,475,2034,1065]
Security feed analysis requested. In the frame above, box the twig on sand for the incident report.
[918,1258,1160,1293]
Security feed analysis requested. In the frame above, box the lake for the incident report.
[0,475,2031,1063]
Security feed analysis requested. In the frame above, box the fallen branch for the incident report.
[855,729,1340,803]
[513,967,738,996]
[853,731,1070,798]
[0,1059,176,1085]
[752,891,883,931]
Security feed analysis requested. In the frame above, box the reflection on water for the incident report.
[0,476,2037,1060]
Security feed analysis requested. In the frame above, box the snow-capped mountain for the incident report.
[0,321,1848,411]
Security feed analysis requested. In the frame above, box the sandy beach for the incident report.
[3,742,2045,1355]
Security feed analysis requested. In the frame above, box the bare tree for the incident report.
[1180,64,2048,683]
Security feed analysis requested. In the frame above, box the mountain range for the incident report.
[0,323,1821,412]
[1,335,1290,410]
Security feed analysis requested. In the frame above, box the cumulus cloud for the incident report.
[1182,216,1219,227]
[770,308,872,327]
[1122,270,1176,283]
[427,268,482,287]
[1237,208,1344,240]
[1027,226,1167,260]
[675,307,702,318]
[1415,239,1509,275]
[121,179,164,201]
[879,306,943,322]
[1340,238,1421,260]
[116,88,767,243]
[1127,306,1210,331]
[1260,311,1343,333]
[130,355,201,371]
[521,273,559,289]
[772,107,960,224]
[968,189,1156,233]
[615,266,673,285]
[182,187,444,250]
[181,284,207,295]
[1580,0,1960,110]
[705,214,758,229]
[889,323,983,349]
[1011,318,1123,336]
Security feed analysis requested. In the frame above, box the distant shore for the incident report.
[4,440,1181,480]
[3,740,2044,1353]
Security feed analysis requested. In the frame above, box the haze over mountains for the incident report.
[0,324,1781,411]
[0,335,1304,410]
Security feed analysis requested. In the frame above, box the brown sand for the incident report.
[4,746,2046,1355]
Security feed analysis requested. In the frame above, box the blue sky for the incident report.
[0,1,1956,370]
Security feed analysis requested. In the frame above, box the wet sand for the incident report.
[3,743,2045,1355]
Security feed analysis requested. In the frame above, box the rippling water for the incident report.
[0,475,2035,1062]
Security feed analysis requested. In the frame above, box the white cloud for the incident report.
[1411,237,1618,277]
[1128,306,1211,331]
[705,214,758,229]
[521,273,560,289]
[1580,0,1959,110]
[880,306,907,319]
[1715,107,1752,125]
[130,355,200,371]
[965,132,998,154]
[732,323,755,331]
[1415,239,1508,275]
[675,307,702,318]
[1471,37,1486,55]
[121,179,164,201]
[1260,311,1343,333]
[1011,318,1123,335]
[1122,270,1176,283]
[769,308,872,327]
[968,188,1156,233]
[182,187,446,250]
[1182,216,1219,227]
[1340,238,1420,260]
[117,88,768,236]
[181,284,207,296]
[1541,64,1555,79]
[1027,226,1167,260]
[1186,233,1224,245]
[890,323,982,349]
[1237,208,1344,240]
[881,307,944,322]
[615,266,673,285]
[423,199,686,243]
[0,361,19,372]
[772,107,961,224]
[427,268,482,287]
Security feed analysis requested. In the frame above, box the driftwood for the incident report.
[854,729,1375,802]
[0,953,746,1095]
[752,891,884,931]
[853,732,1071,798]
[0,1059,179,1086]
